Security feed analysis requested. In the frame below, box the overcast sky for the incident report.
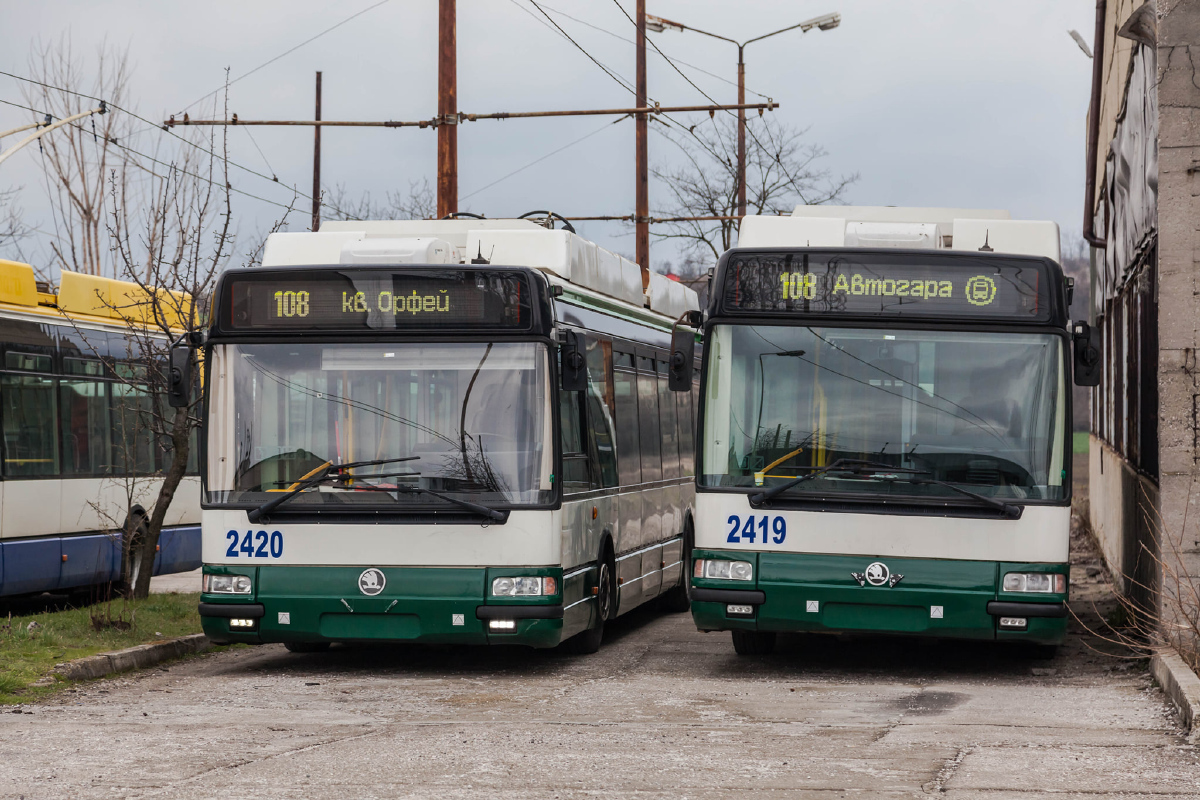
[2,0,1096,272]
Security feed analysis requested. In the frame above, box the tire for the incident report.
[284,641,331,653]
[731,630,776,655]
[116,513,149,598]
[563,555,614,655]
[658,526,693,613]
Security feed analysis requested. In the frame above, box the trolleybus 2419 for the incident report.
[190,217,701,652]
[670,207,1100,656]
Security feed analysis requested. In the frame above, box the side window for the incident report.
[613,353,641,486]
[111,382,156,475]
[559,389,592,494]
[636,358,662,482]
[585,336,617,488]
[677,384,695,477]
[60,379,110,476]
[657,360,680,479]
[2,373,60,477]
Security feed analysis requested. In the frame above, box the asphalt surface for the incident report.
[3,517,1199,800]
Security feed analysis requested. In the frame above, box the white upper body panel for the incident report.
[738,206,1059,263]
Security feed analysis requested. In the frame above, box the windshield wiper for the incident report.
[749,458,1021,519]
[884,475,1022,519]
[247,455,420,522]
[392,485,506,522]
[750,458,924,505]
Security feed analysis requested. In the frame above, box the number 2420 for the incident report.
[726,515,786,544]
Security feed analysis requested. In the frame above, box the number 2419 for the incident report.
[726,515,786,544]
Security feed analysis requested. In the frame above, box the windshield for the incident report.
[701,324,1067,502]
[207,341,552,509]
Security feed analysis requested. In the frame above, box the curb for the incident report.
[1150,649,1200,744]
[54,633,212,682]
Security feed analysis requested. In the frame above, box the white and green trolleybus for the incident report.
[673,207,1100,656]
[191,217,700,652]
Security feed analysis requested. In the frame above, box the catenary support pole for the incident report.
[438,0,458,218]
[635,0,649,280]
[737,46,746,218]
[312,71,322,232]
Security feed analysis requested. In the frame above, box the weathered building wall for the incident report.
[1154,0,1200,634]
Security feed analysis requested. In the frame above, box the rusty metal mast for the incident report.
[312,71,322,231]
[635,0,649,277]
[437,0,458,218]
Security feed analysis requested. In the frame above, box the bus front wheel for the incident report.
[564,556,614,655]
[731,630,776,656]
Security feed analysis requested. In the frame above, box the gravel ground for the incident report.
[4,459,1197,799]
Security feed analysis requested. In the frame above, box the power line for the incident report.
[175,0,392,115]
[607,0,814,206]
[0,72,355,217]
[523,0,645,100]
[534,1,771,100]
[0,94,299,212]
[460,115,625,202]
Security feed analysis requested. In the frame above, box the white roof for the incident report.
[261,220,699,320]
[738,206,1059,263]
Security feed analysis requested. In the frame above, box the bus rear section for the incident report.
[683,209,1095,655]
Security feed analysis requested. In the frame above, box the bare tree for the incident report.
[22,36,136,276]
[88,115,294,598]
[323,178,435,222]
[651,115,857,262]
[0,187,31,259]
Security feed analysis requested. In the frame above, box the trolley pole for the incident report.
[312,71,322,232]
[635,0,649,279]
[437,0,458,218]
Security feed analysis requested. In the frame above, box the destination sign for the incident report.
[721,252,1050,321]
[223,269,533,331]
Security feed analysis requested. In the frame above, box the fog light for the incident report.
[229,618,256,629]
[726,604,754,616]
[999,617,1028,629]
[488,619,516,632]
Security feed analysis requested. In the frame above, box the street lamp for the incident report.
[647,12,841,217]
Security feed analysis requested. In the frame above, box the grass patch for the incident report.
[1073,431,1090,454]
[0,592,201,704]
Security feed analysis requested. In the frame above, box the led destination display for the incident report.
[722,252,1051,321]
[224,269,533,331]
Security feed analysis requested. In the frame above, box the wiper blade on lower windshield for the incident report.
[894,476,1022,519]
[393,485,506,521]
[749,458,926,505]
[247,456,420,523]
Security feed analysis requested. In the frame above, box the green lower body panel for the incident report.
[690,549,1067,646]
[200,564,595,649]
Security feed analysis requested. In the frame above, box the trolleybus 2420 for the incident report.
[190,217,701,652]
[670,207,1100,656]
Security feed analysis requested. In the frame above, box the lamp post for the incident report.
[647,12,840,218]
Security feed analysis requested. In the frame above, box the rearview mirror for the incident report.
[560,331,587,392]
[1072,321,1101,387]
[167,345,193,408]
[669,311,701,391]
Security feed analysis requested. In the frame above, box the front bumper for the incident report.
[689,550,1068,645]
[200,564,588,649]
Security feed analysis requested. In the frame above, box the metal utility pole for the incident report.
[736,47,746,217]
[312,71,322,232]
[635,0,649,278]
[438,0,458,218]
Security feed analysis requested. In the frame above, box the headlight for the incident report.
[204,574,252,594]
[693,559,753,581]
[491,576,557,596]
[1002,572,1066,594]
